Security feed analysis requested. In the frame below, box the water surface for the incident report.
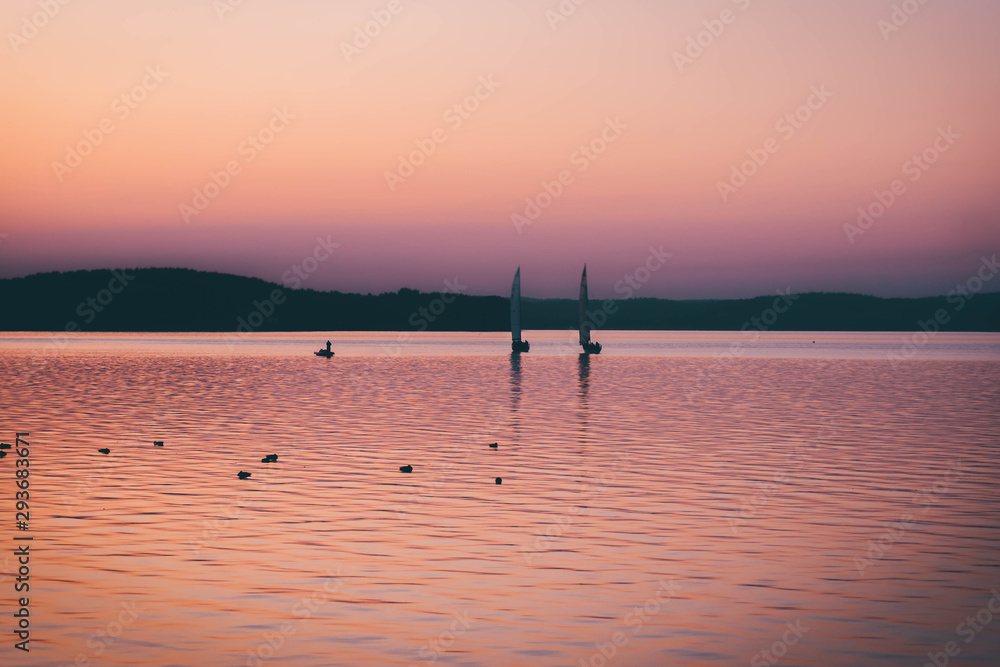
[1,332,998,666]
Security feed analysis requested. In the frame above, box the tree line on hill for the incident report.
[1,268,997,332]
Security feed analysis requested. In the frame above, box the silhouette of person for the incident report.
[326,340,332,352]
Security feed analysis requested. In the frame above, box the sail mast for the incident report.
[579,265,590,346]
[511,267,522,342]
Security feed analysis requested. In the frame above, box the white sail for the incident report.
[511,267,522,342]
[579,265,590,346]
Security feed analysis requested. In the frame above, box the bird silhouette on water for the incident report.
[495,477,502,485]
[261,454,278,463]
[98,448,110,455]
[399,465,413,473]
[238,471,251,479]
[0,443,11,449]
[153,441,164,447]
[489,443,498,449]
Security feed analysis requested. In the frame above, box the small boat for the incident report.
[315,340,335,358]
[98,448,110,454]
[238,471,251,479]
[399,465,413,473]
[511,268,530,353]
[579,265,602,354]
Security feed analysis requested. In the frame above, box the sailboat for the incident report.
[511,267,530,353]
[579,265,602,354]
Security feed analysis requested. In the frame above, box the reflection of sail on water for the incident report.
[509,352,522,438]
[577,352,590,443]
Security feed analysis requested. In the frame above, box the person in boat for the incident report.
[325,340,332,353]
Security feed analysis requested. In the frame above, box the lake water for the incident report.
[1,331,998,666]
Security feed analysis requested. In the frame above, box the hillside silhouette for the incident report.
[1,268,998,332]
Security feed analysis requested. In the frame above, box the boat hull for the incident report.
[512,340,530,353]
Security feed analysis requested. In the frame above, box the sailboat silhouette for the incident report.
[579,265,602,354]
[511,267,530,353]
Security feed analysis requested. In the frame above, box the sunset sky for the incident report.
[1,0,998,298]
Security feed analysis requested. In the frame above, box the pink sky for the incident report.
[1,0,998,298]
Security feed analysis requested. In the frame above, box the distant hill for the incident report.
[1,268,998,332]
